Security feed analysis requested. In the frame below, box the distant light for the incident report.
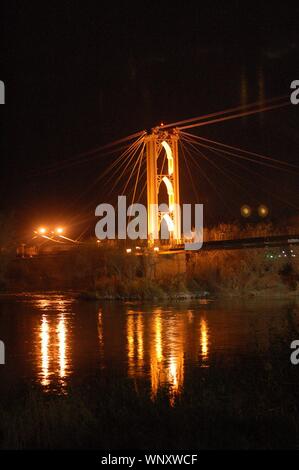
[258,204,269,218]
[38,227,47,235]
[240,205,251,218]
[154,246,159,252]
[55,227,64,234]
[135,246,141,250]
[126,248,132,254]
[96,240,101,244]
[160,122,164,127]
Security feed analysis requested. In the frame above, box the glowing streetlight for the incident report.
[126,248,132,254]
[258,204,269,218]
[240,205,251,218]
[37,227,47,235]
[55,227,64,234]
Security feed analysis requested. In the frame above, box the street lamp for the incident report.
[258,205,269,218]
[240,205,251,218]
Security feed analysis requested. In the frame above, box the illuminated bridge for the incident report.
[27,94,299,254]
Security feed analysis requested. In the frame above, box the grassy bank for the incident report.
[2,221,299,298]
[188,247,299,298]
[3,244,299,300]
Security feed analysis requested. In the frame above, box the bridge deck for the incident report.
[164,234,299,253]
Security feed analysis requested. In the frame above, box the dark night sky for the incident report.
[1,2,299,237]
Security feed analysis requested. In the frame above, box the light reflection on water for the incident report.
[0,294,297,404]
[40,315,49,386]
[35,297,210,402]
[200,318,209,364]
[126,307,208,403]
[37,297,72,391]
[97,310,104,363]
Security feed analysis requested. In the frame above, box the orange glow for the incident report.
[258,204,269,218]
[200,318,209,364]
[127,314,135,377]
[126,311,144,377]
[155,314,163,362]
[40,315,50,386]
[161,141,174,175]
[168,353,184,407]
[38,227,47,234]
[161,176,174,208]
[150,309,184,405]
[240,205,251,218]
[55,227,64,234]
[146,130,181,245]
[137,314,144,364]
[150,311,163,399]
[36,297,72,389]
[57,315,66,378]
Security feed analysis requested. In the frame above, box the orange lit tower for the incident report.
[145,127,181,245]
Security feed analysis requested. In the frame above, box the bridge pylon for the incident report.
[145,127,181,246]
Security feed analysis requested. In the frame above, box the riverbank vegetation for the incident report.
[1,220,299,298]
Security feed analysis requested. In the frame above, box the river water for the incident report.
[0,293,298,401]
